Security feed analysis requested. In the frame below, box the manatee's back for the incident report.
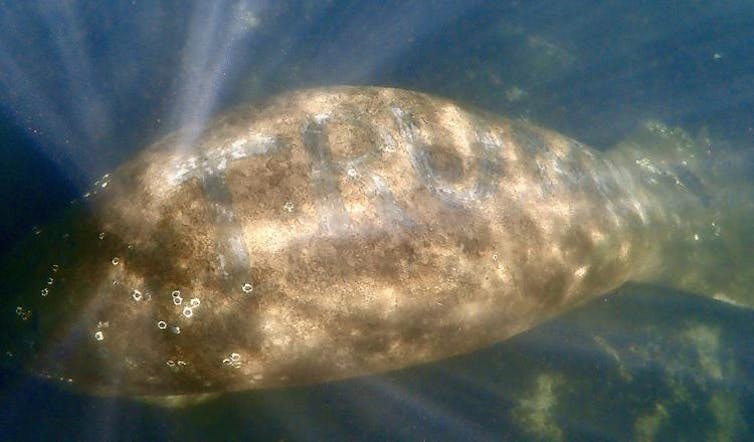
[1,87,668,398]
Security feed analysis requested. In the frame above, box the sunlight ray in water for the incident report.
[0,44,88,179]
[33,1,113,151]
[303,1,484,84]
[359,375,496,440]
[169,0,264,150]
[0,2,104,183]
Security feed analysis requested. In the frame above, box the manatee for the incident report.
[2,86,751,403]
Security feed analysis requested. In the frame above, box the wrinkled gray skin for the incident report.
[2,87,708,401]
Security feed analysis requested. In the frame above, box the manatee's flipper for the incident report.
[609,121,754,308]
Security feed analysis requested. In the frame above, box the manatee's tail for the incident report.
[608,121,754,309]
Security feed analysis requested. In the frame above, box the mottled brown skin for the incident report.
[6,87,690,399]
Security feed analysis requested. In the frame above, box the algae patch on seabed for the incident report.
[510,373,565,442]
[633,402,669,442]
[502,283,752,442]
[707,391,746,442]
[626,322,745,441]
[682,323,723,381]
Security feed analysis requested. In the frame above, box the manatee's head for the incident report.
[0,116,283,399]
[0,199,132,393]
[0,195,208,397]
[0,139,298,399]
